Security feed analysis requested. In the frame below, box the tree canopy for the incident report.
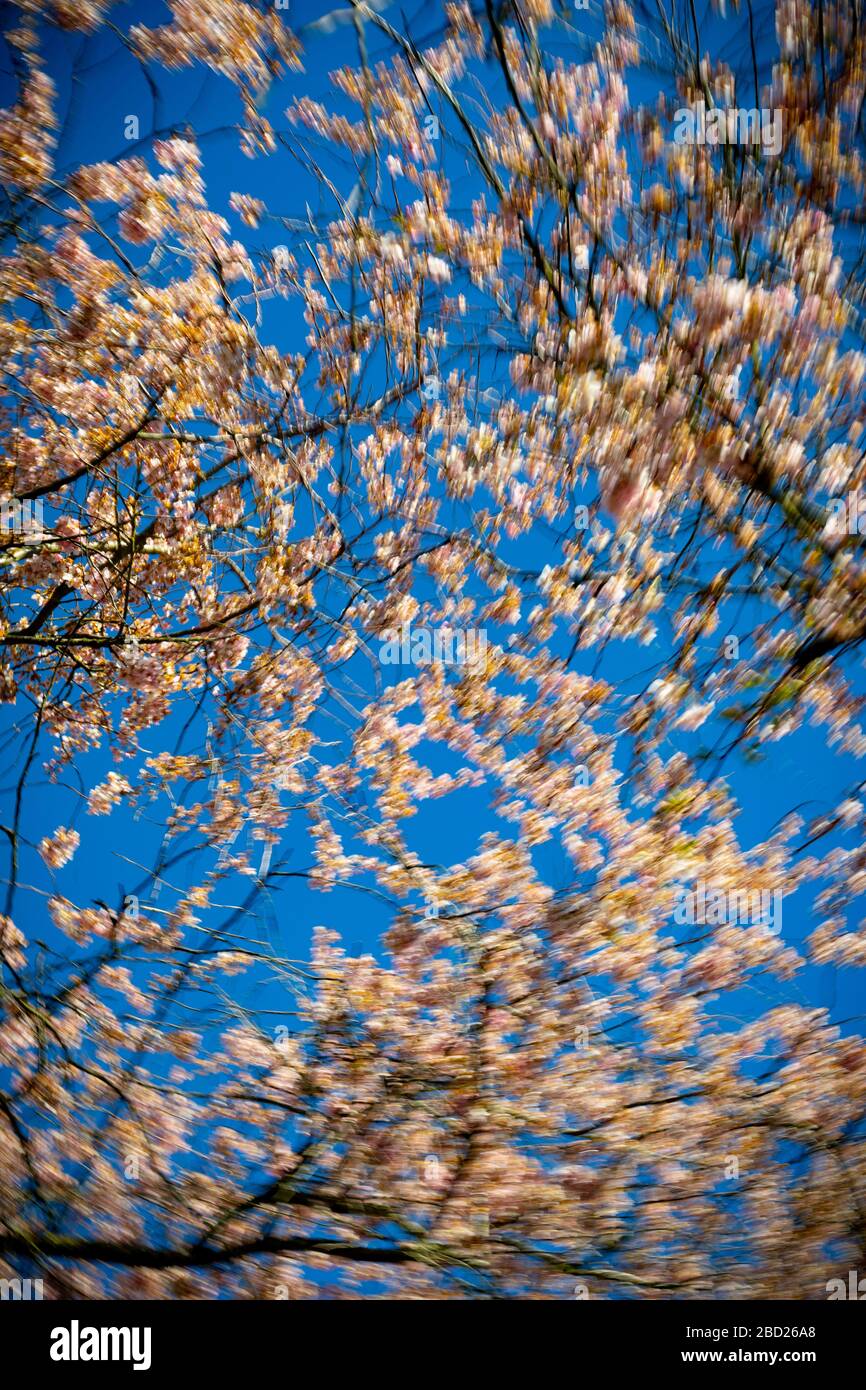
[1,0,865,1299]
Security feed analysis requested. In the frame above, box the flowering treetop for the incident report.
[0,0,865,1298]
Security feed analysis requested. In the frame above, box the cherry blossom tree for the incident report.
[1,0,865,1298]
